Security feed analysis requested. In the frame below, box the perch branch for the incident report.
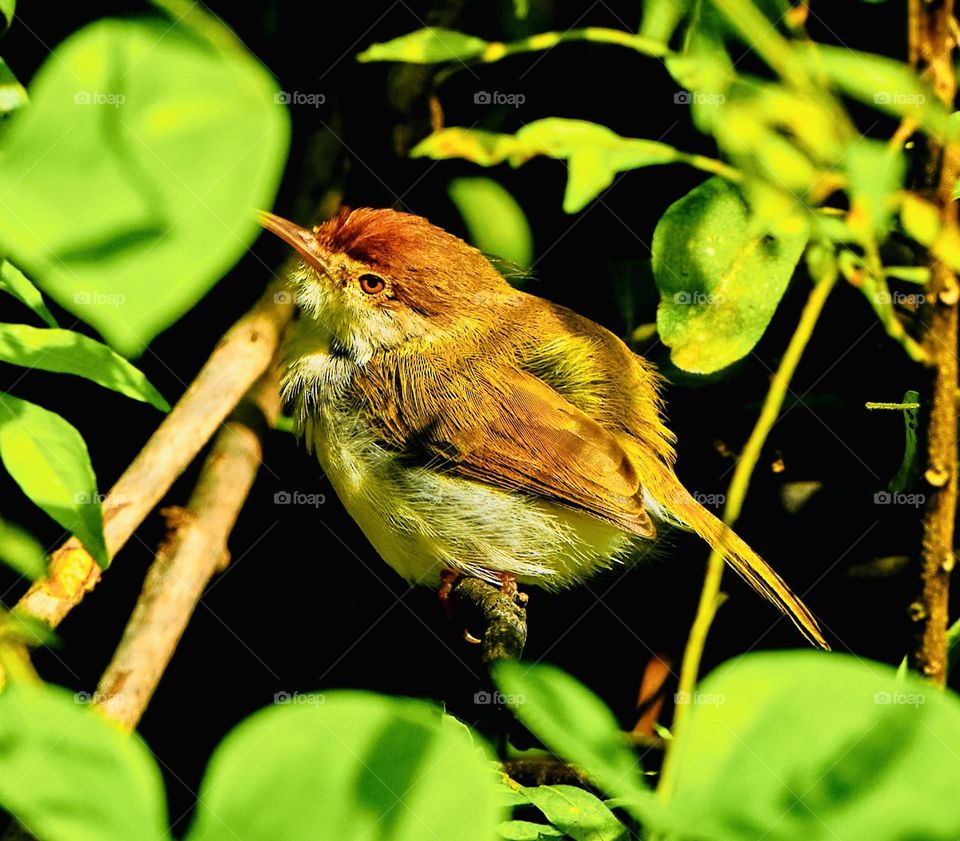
[449,577,527,664]
[658,268,837,800]
[907,0,959,685]
[93,366,281,729]
[12,279,294,630]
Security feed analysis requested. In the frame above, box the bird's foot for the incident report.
[438,568,458,620]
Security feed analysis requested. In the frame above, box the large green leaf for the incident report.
[0,323,169,410]
[414,119,687,213]
[661,652,960,840]
[0,16,289,356]
[652,176,807,373]
[494,663,651,811]
[0,261,57,327]
[0,393,107,566]
[186,692,503,841]
[0,0,12,33]
[0,680,169,841]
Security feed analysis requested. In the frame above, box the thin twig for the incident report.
[907,0,959,686]
[93,367,281,729]
[657,269,837,801]
[12,280,294,630]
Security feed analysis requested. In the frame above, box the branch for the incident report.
[908,0,959,686]
[449,577,527,664]
[93,367,281,729]
[12,280,294,630]
[658,268,837,800]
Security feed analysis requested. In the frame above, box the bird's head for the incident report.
[258,207,512,361]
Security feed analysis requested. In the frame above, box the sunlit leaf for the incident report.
[0,516,46,579]
[845,140,905,238]
[0,57,26,112]
[358,27,489,63]
[0,680,168,841]
[661,652,960,840]
[0,17,289,356]
[0,261,57,327]
[523,786,627,841]
[186,692,503,841]
[653,177,807,373]
[0,393,107,567]
[0,324,169,410]
[448,177,534,267]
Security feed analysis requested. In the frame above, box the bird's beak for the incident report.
[256,210,332,277]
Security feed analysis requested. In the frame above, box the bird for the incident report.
[258,206,829,649]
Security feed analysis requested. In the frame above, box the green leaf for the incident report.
[661,652,960,840]
[498,819,564,840]
[0,57,26,112]
[0,261,57,327]
[845,140,906,239]
[186,692,503,841]
[0,324,169,410]
[0,17,289,356]
[448,177,534,268]
[0,516,46,579]
[804,44,953,140]
[0,0,12,33]
[523,786,628,841]
[0,680,169,841]
[494,663,650,809]
[414,119,686,213]
[0,393,107,567]
[358,28,489,63]
[652,176,808,373]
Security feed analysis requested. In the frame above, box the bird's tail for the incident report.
[647,469,830,650]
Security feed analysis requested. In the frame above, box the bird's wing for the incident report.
[356,355,656,538]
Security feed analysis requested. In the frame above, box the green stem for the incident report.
[656,266,837,804]
[478,28,673,62]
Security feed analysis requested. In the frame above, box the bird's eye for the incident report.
[358,273,386,295]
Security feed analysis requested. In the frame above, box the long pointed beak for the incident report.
[257,210,331,277]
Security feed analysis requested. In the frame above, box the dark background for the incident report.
[0,1,937,833]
